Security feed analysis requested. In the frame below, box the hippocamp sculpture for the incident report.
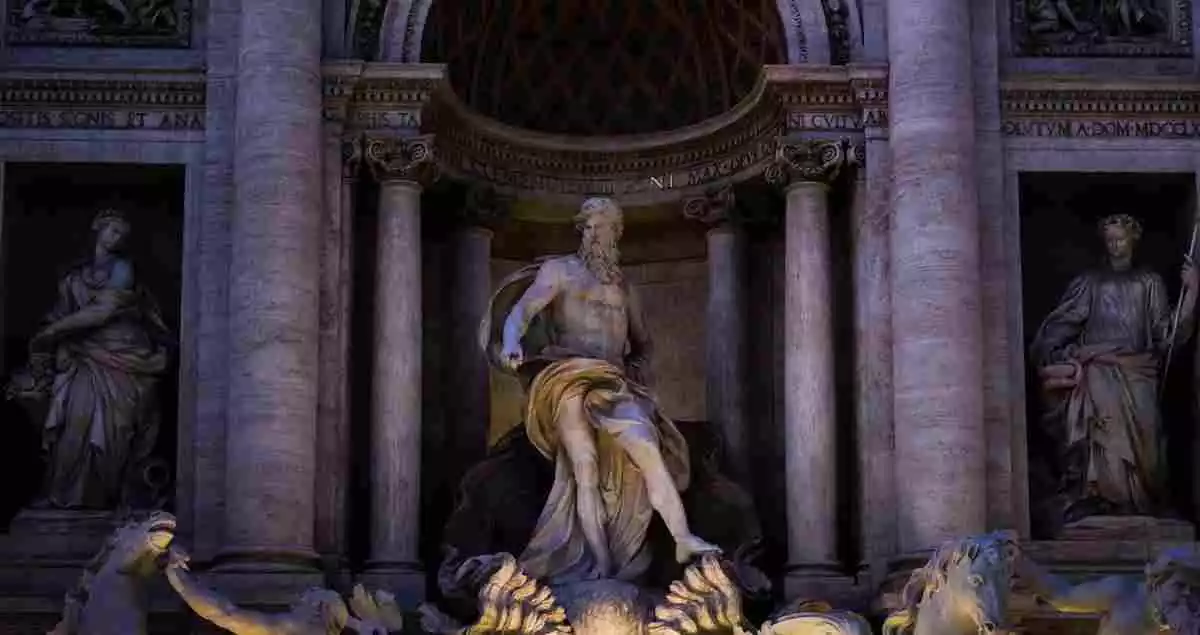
[48,511,177,635]
[882,532,1020,635]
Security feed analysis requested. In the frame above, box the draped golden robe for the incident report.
[479,261,690,584]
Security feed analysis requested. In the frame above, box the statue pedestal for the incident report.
[783,572,864,610]
[1059,515,1194,542]
[0,508,121,596]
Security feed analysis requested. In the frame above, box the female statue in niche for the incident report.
[5,208,171,510]
[1031,213,1197,526]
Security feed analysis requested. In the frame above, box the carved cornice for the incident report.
[427,65,889,205]
[322,63,446,133]
[0,73,206,130]
[1001,79,1200,139]
[364,134,439,185]
[433,71,782,205]
[682,186,738,227]
[765,138,851,187]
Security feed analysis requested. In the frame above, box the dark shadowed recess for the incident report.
[1020,172,1197,538]
[0,163,183,526]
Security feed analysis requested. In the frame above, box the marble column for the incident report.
[850,69,897,586]
[220,0,323,579]
[888,0,986,552]
[361,135,437,603]
[314,132,360,579]
[447,185,509,483]
[766,140,849,589]
[682,186,749,483]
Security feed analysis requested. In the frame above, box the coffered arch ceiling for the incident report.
[353,1,861,135]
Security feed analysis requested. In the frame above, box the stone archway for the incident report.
[370,0,861,68]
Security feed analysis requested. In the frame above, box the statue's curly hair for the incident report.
[1097,213,1143,242]
[91,208,131,233]
[574,197,624,236]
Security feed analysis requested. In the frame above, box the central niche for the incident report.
[420,0,787,136]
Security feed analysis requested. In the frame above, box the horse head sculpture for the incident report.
[49,511,177,635]
[883,531,1020,635]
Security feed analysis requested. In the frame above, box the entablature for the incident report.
[323,62,889,206]
[1001,77,1200,141]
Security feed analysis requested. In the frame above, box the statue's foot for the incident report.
[675,535,722,564]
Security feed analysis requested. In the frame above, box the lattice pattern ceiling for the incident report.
[421,0,787,136]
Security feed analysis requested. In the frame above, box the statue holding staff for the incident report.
[1030,213,1197,524]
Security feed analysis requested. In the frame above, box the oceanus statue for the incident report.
[882,532,1020,635]
[48,511,177,635]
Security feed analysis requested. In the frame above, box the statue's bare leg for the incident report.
[557,394,613,576]
[610,399,721,563]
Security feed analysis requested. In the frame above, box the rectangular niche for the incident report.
[0,163,184,522]
[1012,0,1193,57]
[1018,171,1197,539]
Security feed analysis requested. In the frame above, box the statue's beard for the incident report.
[1156,594,1200,634]
[579,234,622,285]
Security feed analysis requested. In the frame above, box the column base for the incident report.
[209,547,324,606]
[358,562,425,608]
[783,565,862,609]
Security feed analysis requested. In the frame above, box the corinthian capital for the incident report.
[764,139,850,188]
[682,186,737,227]
[364,135,439,186]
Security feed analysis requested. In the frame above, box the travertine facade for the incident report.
[2,0,1200,633]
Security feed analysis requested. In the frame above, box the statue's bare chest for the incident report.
[558,269,627,316]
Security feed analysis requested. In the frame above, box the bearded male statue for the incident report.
[1018,547,1200,634]
[480,197,720,585]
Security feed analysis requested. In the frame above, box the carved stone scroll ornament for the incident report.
[364,135,439,186]
[763,139,850,188]
[682,186,737,227]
